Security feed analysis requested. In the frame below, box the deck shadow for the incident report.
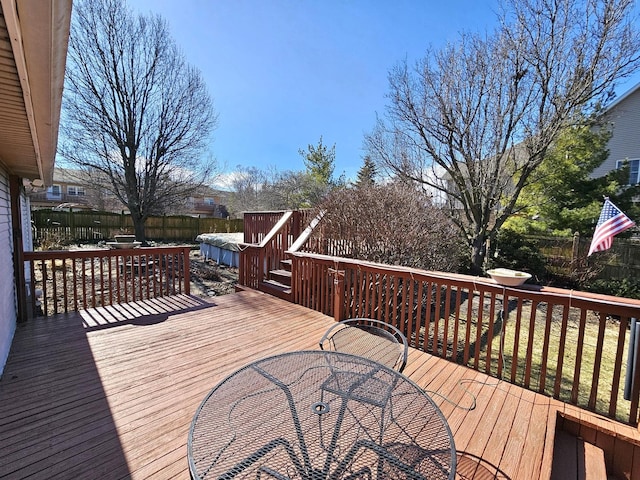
[79,294,215,331]
[0,313,131,478]
[456,451,511,479]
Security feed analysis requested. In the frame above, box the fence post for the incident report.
[69,209,75,240]
[571,232,580,274]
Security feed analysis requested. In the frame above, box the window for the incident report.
[48,185,61,199]
[67,185,85,196]
[204,197,216,205]
[616,159,640,185]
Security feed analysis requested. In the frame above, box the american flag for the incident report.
[588,198,636,256]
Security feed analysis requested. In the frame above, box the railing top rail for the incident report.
[24,245,192,260]
[289,210,324,253]
[243,210,294,215]
[251,211,294,248]
[288,250,640,312]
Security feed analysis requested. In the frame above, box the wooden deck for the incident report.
[1,289,639,479]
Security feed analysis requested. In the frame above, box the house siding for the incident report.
[593,84,640,179]
[0,165,17,376]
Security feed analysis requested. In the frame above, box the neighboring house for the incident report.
[28,167,93,211]
[593,81,640,184]
[183,186,230,218]
[29,167,230,218]
[0,0,72,374]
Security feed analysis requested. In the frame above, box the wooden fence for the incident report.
[32,209,243,245]
[530,234,640,281]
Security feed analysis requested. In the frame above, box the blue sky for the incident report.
[126,0,640,187]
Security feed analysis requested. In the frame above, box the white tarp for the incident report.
[196,232,244,267]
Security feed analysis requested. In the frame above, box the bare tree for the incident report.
[315,180,465,272]
[228,167,269,217]
[60,0,218,242]
[366,0,640,274]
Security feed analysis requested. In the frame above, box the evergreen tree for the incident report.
[297,136,337,206]
[299,136,335,185]
[355,156,377,187]
[505,123,640,235]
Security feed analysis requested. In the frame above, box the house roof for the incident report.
[604,80,640,113]
[0,0,72,185]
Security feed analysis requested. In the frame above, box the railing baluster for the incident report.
[381,274,390,333]
[99,253,104,307]
[90,256,97,308]
[424,281,433,353]
[407,276,416,347]
[29,260,36,316]
[473,289,485,370]
[72,257,78,311]
[524,300,539,388]
[442,287,452,360]
[62,256,68,313]
[414,279,424,351]
[107,255,113,306]
[510,297,524,383]
[553,303,570,399]
[365,270,372,318]
[463,289,474,365]
[372,273,381,325]
[610,317,629,417]
[485,291,497,375]
[497,293,508,378]
[41,260,48,315]
[588,312,608,410]
[80,257,86,310]
[51,257,58,315]
[539,303,554,393]
[433,284,443,357]
[571,309,588,405]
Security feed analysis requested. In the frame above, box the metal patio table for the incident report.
[188,350,456,480]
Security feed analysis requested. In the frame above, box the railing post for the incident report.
[292,210,301,239]
[331,268,345,322]
[183,246,191,295]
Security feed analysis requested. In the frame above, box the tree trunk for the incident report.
[470,235,487,276]
[132,213,147,244]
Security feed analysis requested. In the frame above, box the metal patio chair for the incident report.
[319,318,409,373]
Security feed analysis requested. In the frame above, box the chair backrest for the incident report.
[319,318,409,373]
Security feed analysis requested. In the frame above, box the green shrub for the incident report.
[488,229,549,282]
[585,278,640,300]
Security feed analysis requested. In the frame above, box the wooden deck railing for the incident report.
[23,246,191,318]
[289,251,640,425]
[242,211,309,244]
[239,210,313,289]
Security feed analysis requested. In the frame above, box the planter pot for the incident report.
[107,241,141,249]
[114,234,136,243]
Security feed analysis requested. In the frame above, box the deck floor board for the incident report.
[1,289,638,479]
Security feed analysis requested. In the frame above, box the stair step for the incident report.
[280,259,292,271]
[551,430,608,480]
[261,279,292,301]
[270,269,292,285]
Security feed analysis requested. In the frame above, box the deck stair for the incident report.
[261,259,292,300]
[551,430,610,480]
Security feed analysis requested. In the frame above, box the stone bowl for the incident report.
[486,268,531,286]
